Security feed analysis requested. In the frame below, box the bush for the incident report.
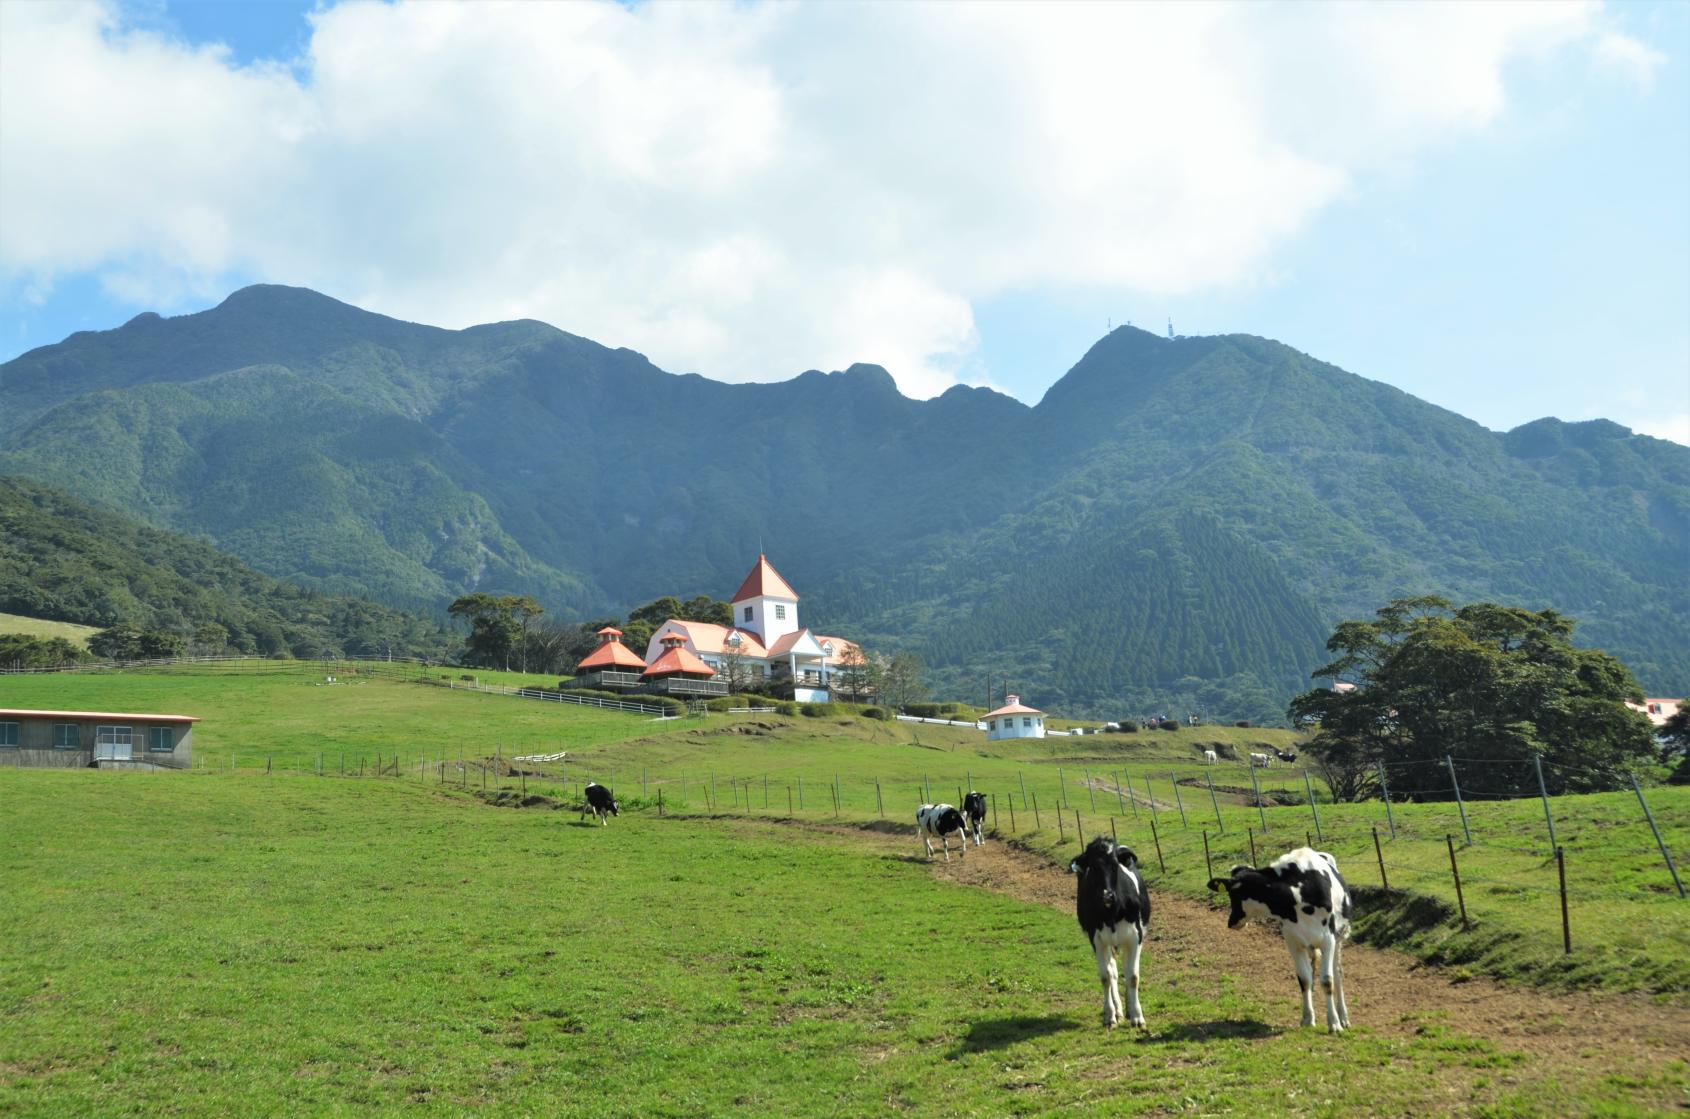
[1114,721,1138,733]
[800,703,823,717]
[861,705,887,720]
[1235,720,1251,728]
[775,701,799,716]
[1158,719,1180,731]
[904,702,946,719]
[705,697,735,712]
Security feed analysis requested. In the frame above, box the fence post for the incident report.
[1058,767,1067,810]
[1532,755,1558,855]
[765,773,770,809]
[1170,774,1188,827]
[1203,829,1213,881]
[1630,774,1686,898]
[1373,825,1389,890]
[1109,816,1117,843]
[658,788,664,817]
[798,776,804,810]
[1115,772,1126,814]
[1019,771,1029,811]
[1008,795,1016,833]
[1377,762,1396,839]
[876,780,884,818]
[1149,815,1165,874]
[788,786,793,816]
[1125,772,1139,817]
[1302,769,1322,842]
[1146,775,1160,830]
[1247,826,1257,866]
[1445,755,1473,846]
[1032,790,1041,831]
[1206,771,1224,834]
[1446,834,1470,930]
[924,774,931,803]
[1250,764,1268,832]
[1557,846,1571,953]
[1057,806,1066,843]
[1075,810,1084,847]
[1086,770,1097,812]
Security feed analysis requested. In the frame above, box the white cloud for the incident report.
[1627,412,1690,447]
[0,0,1665,397]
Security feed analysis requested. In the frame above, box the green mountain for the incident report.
[3,285,1684,719]
[0,475,452,659]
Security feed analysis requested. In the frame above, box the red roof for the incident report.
[985,696,1043,718]
[641,645,716,679]
[0,708,199,723]
[577,640,646,671]
[731,554,799,603]
[596,626,624,636]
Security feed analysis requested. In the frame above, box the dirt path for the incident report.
[916,833,1689,1067]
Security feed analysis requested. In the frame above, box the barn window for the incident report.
[775,605,786,620]
[53,724,80,749]
[148,727,174,752]
[744,606,753,622]
[0,722,17,747]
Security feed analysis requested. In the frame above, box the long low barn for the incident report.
[0,708,198,769]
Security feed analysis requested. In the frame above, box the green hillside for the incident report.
[0,476,452,659]
[3,286,1685,718]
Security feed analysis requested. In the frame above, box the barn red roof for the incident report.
[985,695,1043,718]
[731,554,799,603]
[641,644,716,679]
[577,639,646,671]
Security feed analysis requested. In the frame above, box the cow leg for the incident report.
[1324,933,1348,1032]
[1093,935,1120,1028]
[1286,933,1316,1027]
[922,833,935,859]
[941,834,951,862]
[600,808,608,827]
[1123,924,1146,1029]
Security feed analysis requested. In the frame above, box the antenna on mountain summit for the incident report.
[1167,318,1174,340]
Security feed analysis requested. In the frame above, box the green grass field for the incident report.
[3,771,1684,1117]
[0,612,99,648]
[3,663,1685,1003]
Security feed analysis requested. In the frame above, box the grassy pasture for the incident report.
[0,612,99,648]
[3,771,1685,1117]
[3,664,1685,998]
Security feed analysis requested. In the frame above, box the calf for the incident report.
[1202,749,1218,765]
[915,804,968,861]
[1275,749,1299,763]
[582,781,618,826]
[1249,751,1271,768]
[1207,847,1353,1032]
[962,791,988,846]
[1068,837,1150,1029]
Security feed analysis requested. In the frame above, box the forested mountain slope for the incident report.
[0,476,451,658]
[2,286,1684,718]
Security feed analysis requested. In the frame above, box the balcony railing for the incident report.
[578,670,644,688]
[647,677,729,696]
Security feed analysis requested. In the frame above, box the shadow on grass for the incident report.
[566,820,611,829]
[951,1014,1077,1055]
[1142,1019,1281,1043]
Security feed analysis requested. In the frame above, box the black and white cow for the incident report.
[916,803,968,861]
[1207,847,1353,1032]
[1068,837,1150,1029]
[582,781,618,826]
[1274,748,1299,763]
[962,791,988,846]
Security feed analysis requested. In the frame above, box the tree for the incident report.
[448,593,522,670]
[508,595,543,673]
[716,631,755,693]
[878,651,929,712]
[680,595,732,627]
[1289,597,1656,800]
[832,644,872,701]
[191,622,230,655]
[0,634,88,669]
[1661,702,1690,785]
[89,624,145,660]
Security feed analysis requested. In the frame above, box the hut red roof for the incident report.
[731,553,799,603]
[577,639,646,671]
[641,643,716,679]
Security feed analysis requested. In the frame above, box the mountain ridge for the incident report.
[3,284,1683,718]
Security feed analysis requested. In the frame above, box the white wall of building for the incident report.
[735,594,798,647]
[986,714,1046,740]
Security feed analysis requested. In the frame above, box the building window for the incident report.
[148,727,174,752]
[744,606,754,622]
[775,604,786,620]
[97,726,132,752]
[1022,717,1032,728]
[0,722,17,747]
[53,724,80,749]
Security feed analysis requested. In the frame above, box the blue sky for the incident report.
[2,1,1686,442]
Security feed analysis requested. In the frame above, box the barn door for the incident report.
[95,725,133,761]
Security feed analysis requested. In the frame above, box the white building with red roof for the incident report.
[984,695,1046,740]
[572,626,649,690]
[643,554,861,702]
[1626,697,1682,728]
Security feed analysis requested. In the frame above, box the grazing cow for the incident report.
[916,803,969,861]
[1275,749,1299,763]
[1249,751,1271,768]
[962,791,988,846]
[1207,847,1353,1033]
[1202,749,1218,765]
[582,782,618,826]
[1068,837,1150,1029]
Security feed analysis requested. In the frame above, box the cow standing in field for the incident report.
[1275,749,1298,763]
[1069,837,1150,1029]
[916,804,968,861]
[1207,847,1353,1032]
[962,791,988,846]
[1249,752,1271,768]
[582,782,619,826]
[1202,749,1218,765]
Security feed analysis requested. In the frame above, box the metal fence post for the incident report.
[1302,769,1322,843]
[1630,774,1685,898]
[1086,770,1097,812]
[1250,764,1268,832]
[1019,770,1029,811]
[1115,772,1126,814]
[1170,774,1188,827]
[1445,755,1473,845]
[1206,771,1224,834]
[1533,755,1558,855]
[1446,834,1470,930]
[1373,825,1388,889]
[1557,846,1571,953]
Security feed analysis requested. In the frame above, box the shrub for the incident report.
[861,705,887,720]
[459,674,477,682]
[800,703,823,717]
[705,697,735,712]
[904,702,945,719]
[1235,720,1251,728]
[1158,719,1180,731]
[1115,722,1138,733]
[775,701,799,716]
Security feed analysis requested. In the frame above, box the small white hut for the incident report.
[984,695,1046,740]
